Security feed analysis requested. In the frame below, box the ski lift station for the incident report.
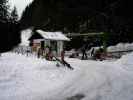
[29,29,70,56]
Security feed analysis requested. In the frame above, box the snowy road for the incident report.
[0,52,133,100]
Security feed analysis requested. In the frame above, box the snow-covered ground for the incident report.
[0,52,133,100]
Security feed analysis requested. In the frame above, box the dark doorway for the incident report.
[41,41,44,49]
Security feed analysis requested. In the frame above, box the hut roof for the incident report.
[35,30,70,41]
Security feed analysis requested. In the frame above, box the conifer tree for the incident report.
[0,0,21,53]
[10,6,18,23]
[0,0,9,22]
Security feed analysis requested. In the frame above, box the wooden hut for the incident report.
[29,29,70,56]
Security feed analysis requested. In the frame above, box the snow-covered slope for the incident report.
[0,52,133,100]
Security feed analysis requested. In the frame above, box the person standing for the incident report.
[37,47,41,58]
[81,44,88,60]
[90,48,95,57]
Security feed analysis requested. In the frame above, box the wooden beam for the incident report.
[65,32,103,37]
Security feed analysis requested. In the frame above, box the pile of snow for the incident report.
[12,28,32,54]
[107,43,133,52]
[19,28,32,46]
[0,52,133,100]
[115,52,133,71]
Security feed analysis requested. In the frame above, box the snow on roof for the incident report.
[36,30,70,41]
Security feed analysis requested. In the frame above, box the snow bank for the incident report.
[0,52,133,100]
[107,43,133,52]
[115,52,133,71]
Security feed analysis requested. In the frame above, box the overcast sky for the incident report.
[9,0,33,17]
